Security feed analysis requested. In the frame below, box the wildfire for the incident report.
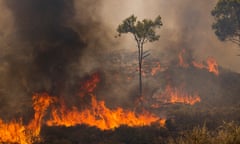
[154,85,201,105]
[151,62,161,76]
[192,57,219,76]
[79,73,100,98]
[206,57,219,76]
[45,72,165,130]
[46,95,165,130]
[0,93,55,144]
[0,72,168,143]
[178,49,189,68]
[176,48,219,76]
[0,119,30,144]
[27,93,56,137]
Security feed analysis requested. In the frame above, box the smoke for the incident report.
[100,0,240,71]
[5,0,84,93]
[0,0,114,118]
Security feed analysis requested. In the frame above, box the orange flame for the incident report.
[46,95,165,130]
[0,73,166,143]
[79,73,100,98]
[151,62,161,76]
[192,57,219,76]
[155,85,201,105]
[27,93,56,136]
[206,57,219,76]
[46,73,165,130]
[178,49,189,68]
[0,119,30,144]
[0,93,55,144]
[192,61,205,69]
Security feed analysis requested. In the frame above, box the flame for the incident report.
[177,48,219,76]
[178,49,189,68]
[192,61,205,69]
[206,57,219,76]
[27,93,56,137]
[0,93,55,144]
[0,72,166,143]
[79,73,100,98]
[46,73,165,130]
[0,119,30,144]
[151,62,161,76]
[46,95,165,130]
[155,85,201,105]
[192,57,219,76]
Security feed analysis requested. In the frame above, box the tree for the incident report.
[211,0,240,45]
[117,15,163,99]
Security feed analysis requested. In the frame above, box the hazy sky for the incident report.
[99,0,240,72]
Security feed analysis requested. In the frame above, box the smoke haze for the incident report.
[100,0,240,70]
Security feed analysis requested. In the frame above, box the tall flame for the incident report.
[27,93,56,137]
[0,119,30,144]
[206,57,219,76]
[0,93,55,144]
[178,49,189,68]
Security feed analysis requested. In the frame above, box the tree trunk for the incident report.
[138,42,143,99]
[139,59,142,98]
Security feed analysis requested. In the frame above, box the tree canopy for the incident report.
[211,0,240,45]
[117,15,163,44]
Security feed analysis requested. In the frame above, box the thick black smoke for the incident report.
[0,0,109,119]
[5,0,84,95]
